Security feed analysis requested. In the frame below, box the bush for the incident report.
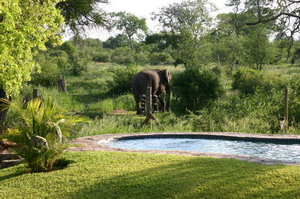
[2,99,86,172]
[287,75,300,123]
[172,68,224,113]
[93,51,111,62]
[232,67,262,95]
[111,47,135,65]
[58,41,90,76]
[109,65,140,95]
[31,53,61,87]
[134,52,149,65]
[149,52,173,65]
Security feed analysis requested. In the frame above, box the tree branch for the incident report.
[246,12,300,25]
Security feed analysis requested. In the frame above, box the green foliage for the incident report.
[83,94,135,118]
[113,12,148,49]
[0,0,63,96]
[58,41,90,75]
[172,68,224,113]
[287,75,300,123]
[93,51,111,62]
[31,51,65,87]
[109,65,140,95]
[103,34,131,49]
[56,0,110,33]
[153,0,215,68]
[232,67,262,95]
[149,52,173,65]
[244,25,271,69]
[111,47,135,65]
[74,37,103,60]
[153,0,214,35]
[211,35,246,68]
[1,98,86,172]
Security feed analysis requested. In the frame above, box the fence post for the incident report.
[146,87,152,114]
[32,88,40,99]
[143,87,161,126]
[58,74,67,93]
[282,87,289,131]
[284,87,289,130]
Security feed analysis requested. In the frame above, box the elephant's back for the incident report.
[131,71,159,94]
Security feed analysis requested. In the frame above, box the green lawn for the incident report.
[1,151,300,199]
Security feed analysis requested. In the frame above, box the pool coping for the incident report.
[66,132,300,166]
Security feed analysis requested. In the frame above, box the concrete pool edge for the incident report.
[66,132,300,166]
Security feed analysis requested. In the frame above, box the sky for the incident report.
[67,0,231,41]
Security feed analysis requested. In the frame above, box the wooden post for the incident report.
[146,87,152,114]
[143,87,161,126]
[58,75,67,93]
[32,88,40,99]
[283,87,289,131]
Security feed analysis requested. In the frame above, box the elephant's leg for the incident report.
[152,95,158,113]
[140,94,146,115]
[158,97,165,112]
[134,95,141,115]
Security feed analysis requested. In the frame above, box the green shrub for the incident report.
[84,94,135,116]
[109,65,140,95]
[172,68,224,113]
[58,41,90,76]
[134,52,149,65]
[111,47,135,65]
[113,94,135,111]
[149,52,173,65]
[31,53,61,87]
[2,98,86,172]
[93,51,111,62]
[259,71,288,92]
[288,75,300,123]
[232,67,262,94]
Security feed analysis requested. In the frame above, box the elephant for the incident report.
[131,69,171,115]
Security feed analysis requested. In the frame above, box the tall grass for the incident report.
[78,113,193,137]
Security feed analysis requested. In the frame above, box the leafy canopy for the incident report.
[0,0,64,96]
[56,0,111,33]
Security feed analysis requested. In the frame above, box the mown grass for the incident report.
[1,151,300,199]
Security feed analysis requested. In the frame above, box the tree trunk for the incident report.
[0,87,9,135]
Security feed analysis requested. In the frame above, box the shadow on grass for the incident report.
[64,156,295,199]
[0,169,25,181]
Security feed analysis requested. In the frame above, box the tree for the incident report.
[244,25,272,70]
[0,0,63,134]
[103,34,130,49]
[145,32,178,53]
[227,0,300,57]
[56,0,111,33]
[210,34,246,69]
[153,0,214,38]
[113,12,148,50]
[153,0,215,67]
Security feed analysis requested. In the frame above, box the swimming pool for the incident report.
[110,135,300,163]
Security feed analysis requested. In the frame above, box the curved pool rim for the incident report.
[67,132,300,166]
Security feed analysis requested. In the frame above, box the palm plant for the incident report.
[1,98,85,172]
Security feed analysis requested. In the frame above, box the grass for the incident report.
[77,113,193,137]
[1,151,300,198]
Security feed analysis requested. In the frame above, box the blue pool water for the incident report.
[110,138,300,162]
